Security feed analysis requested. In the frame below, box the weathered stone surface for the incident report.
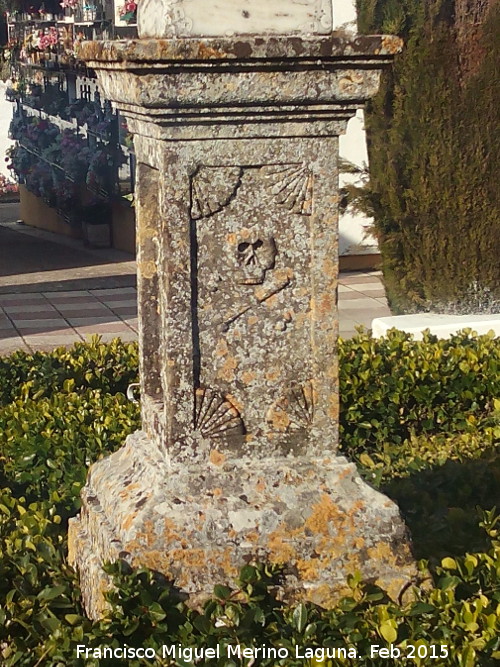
[137,0,333,39]
[69,432,416,617]
[69,23,418,618]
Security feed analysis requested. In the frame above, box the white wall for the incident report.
[0,83,15,179]
[0,2,377,254]
[334,0,378,258]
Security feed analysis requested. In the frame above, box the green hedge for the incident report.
[0,335,499,665]
[339,330,500,455]
[0,336,139,406]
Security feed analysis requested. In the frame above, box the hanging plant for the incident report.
[118,1,137,24]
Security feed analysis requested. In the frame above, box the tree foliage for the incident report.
[355,1,500,313]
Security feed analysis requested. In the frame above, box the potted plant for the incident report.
[0,174,19,202]
[80,200,112,248]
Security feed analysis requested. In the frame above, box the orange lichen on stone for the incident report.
[242,530,260,544]
[225,393,243,413]
[217,355,237,381]
[256,479,266,492]
[327,394,339,420]
[304,494,343,536]
[241,370,256,385]
[138,260,157,279]
[266,407,291,431]
[265,368,280,382]
[121,512,138,531]
[305,582,352,609]
[322,257,336,276]
[215,338,229,357]
[319,291,335,316]
[263,294,278,308]
[368,539,413,563]
[119,483,140,499]
[267,530,297,563]
[172,548,238,589]
[196,43,230,60]
[209,449,226,466]
[296,557,321,582]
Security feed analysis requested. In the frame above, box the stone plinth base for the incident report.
[69,431,418,619]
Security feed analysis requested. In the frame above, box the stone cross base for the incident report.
[69,432,417,619]
[69,31,418,618]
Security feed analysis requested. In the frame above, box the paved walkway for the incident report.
[0,210,390,354]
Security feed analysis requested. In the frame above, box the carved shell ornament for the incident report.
[261,164,313,215]
[190,167,243,220]
[194,387,244,438]
[266,380,315,432]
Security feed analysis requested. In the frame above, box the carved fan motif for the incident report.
[262,164,313,215]
[194,387,244,438]
[190,167,243,219]
[266,380,315,432]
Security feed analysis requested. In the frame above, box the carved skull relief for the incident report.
[235,236,277,285]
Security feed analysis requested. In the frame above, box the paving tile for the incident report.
[339,318,359,331]
[75,322,135,333]
[23,334,82,345]
[16,327,73,336]
[69,317,122,326]
[0,296,49,306]
[41,290,91,298]
[13,318,69,329]
[125,318,139,332]
[340,275,382,285]
[0,270,389,353]
[0,340,32,355]
[90,287,137,296]
[0,292,48,300]
[108,306,138,317]
[349,282,388,291]
[354,289,387,299]
[0,316,15,330]
[0,327,19,340]
[339,291,375,301]
[97,299,137,308]
[47,295,100,304]
[58,309,114,320]
[6,309,61,319]
[338,298,390,310]
[2,304,57,314]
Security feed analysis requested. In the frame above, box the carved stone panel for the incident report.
[138,0,333,39]
[190,163,315,453]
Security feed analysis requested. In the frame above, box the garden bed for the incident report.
[0,333,499,665]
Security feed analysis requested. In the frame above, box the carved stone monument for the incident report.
[69,1,418,618]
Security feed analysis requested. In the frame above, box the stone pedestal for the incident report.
[68,13,417,619]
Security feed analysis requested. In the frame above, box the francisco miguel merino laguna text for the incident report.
[76,643,359,661]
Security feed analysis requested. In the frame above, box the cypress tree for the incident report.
[356,0,500,312]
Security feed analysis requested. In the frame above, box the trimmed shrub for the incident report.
[339,330,500,455]
[0,336,499,665]
[0,335,139,406]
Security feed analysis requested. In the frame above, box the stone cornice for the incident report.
[79,33,403,69]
